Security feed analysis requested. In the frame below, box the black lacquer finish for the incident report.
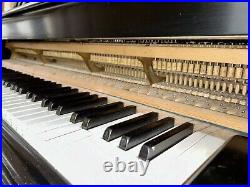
[82,105,137,130]
[3,138,40,184]
[119,117,175,151]
[2,41,11,59]
[2,164,16,184]
[2,3,247,40]
[2,120,69,184]
[191,135,248,184]
[138,122,194,161]
[103,112,158,142]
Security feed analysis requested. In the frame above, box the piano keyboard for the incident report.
[2,68,226,184]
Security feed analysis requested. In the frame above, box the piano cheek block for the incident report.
[138,123,194,161]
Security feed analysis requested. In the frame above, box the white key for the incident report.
[4,101,35,109]
[3,94,25,100]
[25,114,70,127]
[3,99,31,106]
[41,124,83,141]
[3,96,26,104]
[7,103,41,113]
[17,110,53,121]
[2,85,225,184]
[25,114,72,130]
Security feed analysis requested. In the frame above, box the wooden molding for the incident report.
[6,42,248,65]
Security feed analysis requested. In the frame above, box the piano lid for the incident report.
[2,2,248,40]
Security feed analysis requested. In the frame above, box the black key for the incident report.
[103,112,158,142]
[22,81,60,92]
[138,122,194,161]
[82,106,137,130]
[119,117,175,151]
[56,97,108,115]
[14,79,55,91]
[13,79,51,91]
[70,102,124,123]
[10,78,43,90]
[11,81,37,90]
[2,80,7,85]
[3,74,29,80]
[48,94,98,111]
[19,82,61,94]
[15,81,55,92]
[31,88,78,102]
[5,79,26,87]
[41,92,90,107]
[26,85,64,99]
[6,75,33,81]
[32,86,72,95]
[32,89,78,102]
[4,76,31,87]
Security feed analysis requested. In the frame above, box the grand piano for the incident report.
[2,2,248,184]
